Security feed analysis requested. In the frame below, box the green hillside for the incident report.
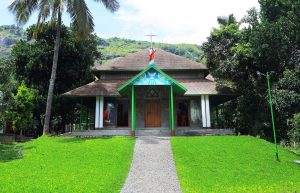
[0,25,204,63]
[0,25,25,57]
[98,37,204,63]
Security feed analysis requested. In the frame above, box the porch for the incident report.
[61,128,235,137]
[64,84,236,136]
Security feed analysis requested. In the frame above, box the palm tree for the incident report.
[217,14,237,27]
[9,0,119,135]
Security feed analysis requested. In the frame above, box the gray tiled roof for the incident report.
[62,79,235,97]
[94,48,207,71]
[62,80,123,97]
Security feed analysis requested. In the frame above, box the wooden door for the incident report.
[145,100,161,127]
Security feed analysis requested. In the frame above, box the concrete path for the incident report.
[121,136,182,193]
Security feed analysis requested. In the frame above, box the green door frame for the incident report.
[170,85,175,135]
[131,85,136,136]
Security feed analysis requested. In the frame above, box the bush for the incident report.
[5,85,37,136]
[288,113,300,151]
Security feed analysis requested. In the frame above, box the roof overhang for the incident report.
[117,65,187,95]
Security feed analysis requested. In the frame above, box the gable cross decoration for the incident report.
[145,32,157,66]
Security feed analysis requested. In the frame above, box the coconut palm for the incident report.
[9,0,119,135]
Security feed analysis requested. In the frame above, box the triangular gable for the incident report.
[117,66,187,95]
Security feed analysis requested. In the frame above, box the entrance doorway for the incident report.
[145,100,161,127]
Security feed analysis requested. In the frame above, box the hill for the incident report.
[0,25,204,63]
[0,25,25,57]
[98,37,204,63]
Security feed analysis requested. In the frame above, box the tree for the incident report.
[202,15,260,135]
[5,85,37,136]
[203,2,300,141]
[11,23,101,135]
[9,0,119,135]
[0,58,19,132]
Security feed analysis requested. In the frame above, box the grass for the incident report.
[171,136,300,193]
[0,136,135,193]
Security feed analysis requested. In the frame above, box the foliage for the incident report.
[0,57,18,132]
[273,58,300,120]
[0,143,23,162]
[202,15,260,135]
[11,23,100,134]
[288,113,300,150]
[0,58,18,105]
[0,136,135,193]
[171,136,300,193]
[5,85,37,135]
[202,2,300,141]
[9,0,120,135]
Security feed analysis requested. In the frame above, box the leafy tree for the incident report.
[288,113,300,150]
[9,0,119,135]
[203,1,300,142]
[11,23,100,135]
[202,14,260,135]
[5,85,36,136]
[0,58,19,132]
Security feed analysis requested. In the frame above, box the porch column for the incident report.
[201,95,211,128]
[201,95,206,127]
[131,85,136,136]
[205,95,211,127]
[95,96,104,129]
[99,96,104,128]
[170,85,175,135]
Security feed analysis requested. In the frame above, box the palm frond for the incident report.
[8,0,39,25]
[67,0,94,38]
[93,0,120,12]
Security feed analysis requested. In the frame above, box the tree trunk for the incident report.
[43,11,62,135]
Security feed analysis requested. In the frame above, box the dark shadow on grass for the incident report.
[57,136,113,143]
[23,145,36,151]
[0,143,23,162]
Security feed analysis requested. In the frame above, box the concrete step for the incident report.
[176,129,235,136]
[136,129,170,136]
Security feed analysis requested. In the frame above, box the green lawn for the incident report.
[171,136,300,193]
[0,136,135,193]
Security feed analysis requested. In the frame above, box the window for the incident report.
[177,100,189,126]
[190,99,202,126]
[104,101,115,126]
[145,87,159,98]
[103,99,129,127]
[117,100,129,127]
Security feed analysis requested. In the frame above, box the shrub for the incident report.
[5,85,37,136]
[288,113,300,150]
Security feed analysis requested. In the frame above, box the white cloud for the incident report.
[116,0,260,44]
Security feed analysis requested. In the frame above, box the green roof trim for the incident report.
[117,65,187,95]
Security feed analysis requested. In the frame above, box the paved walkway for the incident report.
[121,136,182,193]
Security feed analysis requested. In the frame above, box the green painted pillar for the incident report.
[170,85,175,135]
[169,89,171,129]
[266,72,279,161]
[131,85,136,136]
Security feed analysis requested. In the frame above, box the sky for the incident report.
[0,0,259,44]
